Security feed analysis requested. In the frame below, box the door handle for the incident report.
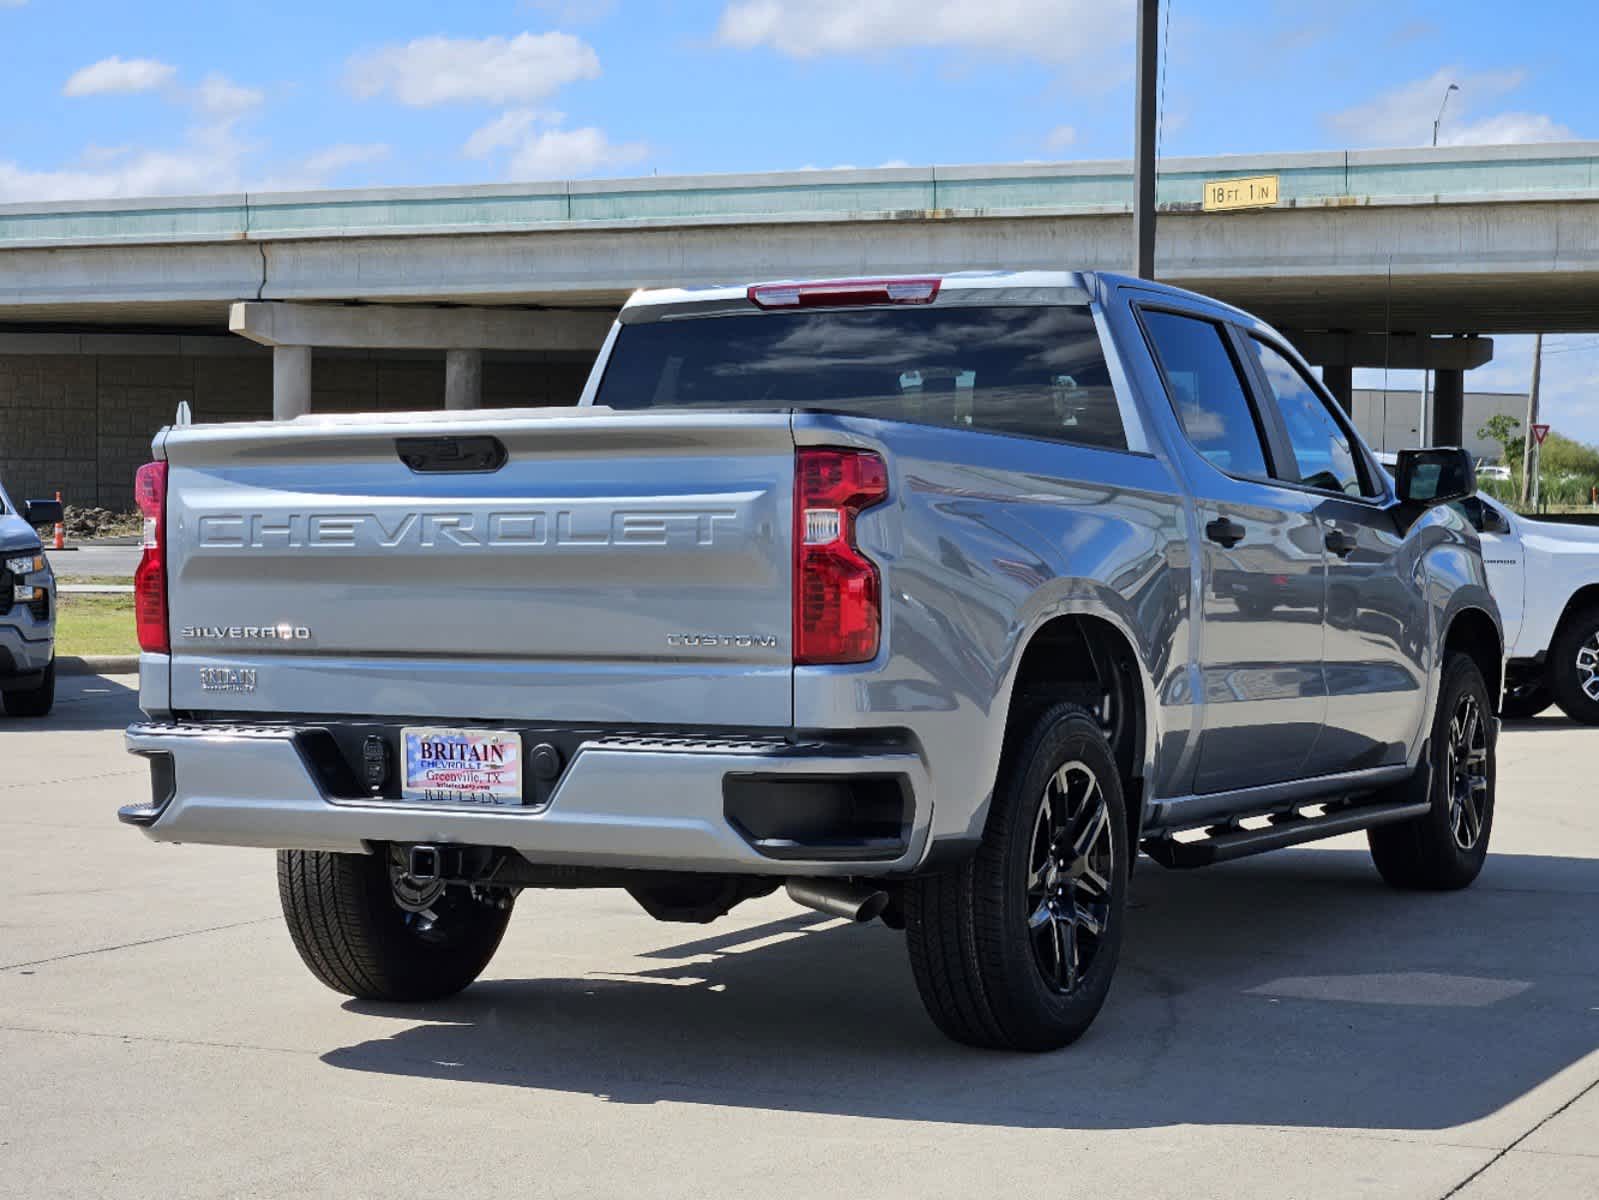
[1325,528,1358,558]
[1205,516,1246,548]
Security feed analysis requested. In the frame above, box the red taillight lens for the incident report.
[133,461,168,654]
[794,448,889,665]
[749,278,941,310]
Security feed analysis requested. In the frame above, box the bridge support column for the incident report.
[1322,364,1353,413]
[445,349,483,410]
[1431,368,1464,447]
[273,345,312,420]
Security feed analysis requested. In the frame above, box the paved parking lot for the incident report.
[3,675,1596,1199]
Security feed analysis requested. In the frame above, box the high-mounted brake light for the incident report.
[133,461,168,654]
[794,448,889,665]
[749,278,941,310]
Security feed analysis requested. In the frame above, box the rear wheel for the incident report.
[905,703,1128,1051]
[277,848,512,1002]
[1550,604,1599,725]
[1368,651,1494,890]
[2,656,54,718]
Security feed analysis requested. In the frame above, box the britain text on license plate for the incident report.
[401,728,524,805]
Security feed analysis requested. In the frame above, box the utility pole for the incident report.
[1132,0,1159,278]
[1520,332,1543,508]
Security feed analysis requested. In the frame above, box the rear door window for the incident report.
[1140,309,1271,477]
[1245,337,1375,497]
[596,304,1127,451]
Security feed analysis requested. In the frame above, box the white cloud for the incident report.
[0,148,243,202]
[715,0,1130,64]
[1,0,30,8]
[463,109,645,179]
[1439,112,1574,147]
[63,56,177,97]
[347,32,601,107]
[1045,125,1076,151]
[1325,66,1573,148]
[464,109,544,159]
[0,66,365,202]
[303,143,391,174]
[508,125,647,177]
[193,72,264,117]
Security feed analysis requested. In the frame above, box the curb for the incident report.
[58,654,140,676]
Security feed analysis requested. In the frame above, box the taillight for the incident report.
[133,461,168,653]
[794,448,888,665]
[749,278,941,310]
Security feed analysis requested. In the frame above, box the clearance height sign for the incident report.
[1203,175,1280,212]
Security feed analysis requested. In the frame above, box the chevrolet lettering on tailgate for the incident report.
[195,508,742,550]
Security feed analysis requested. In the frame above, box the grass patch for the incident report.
[54,592,138,657]
[56,575,135,588]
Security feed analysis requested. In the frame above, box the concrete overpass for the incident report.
[2,142,1595,504]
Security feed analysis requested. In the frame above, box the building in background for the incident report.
[1349,388,1526,462]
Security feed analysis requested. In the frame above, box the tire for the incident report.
[2,656,55,718]
[1498,676,1552,720]
[277,849,512,1002]
[1549,603,1599,725]
[905,703,1129,1051]
[1367,651,1494,891]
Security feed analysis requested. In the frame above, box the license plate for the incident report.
[400,727,523,805]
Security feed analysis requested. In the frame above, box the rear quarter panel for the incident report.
[790,412,1190,848]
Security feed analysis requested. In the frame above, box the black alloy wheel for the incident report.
[1025,761,1115,995]
[1444,691,1490,851]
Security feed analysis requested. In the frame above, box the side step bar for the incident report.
[1141,796,1432,869]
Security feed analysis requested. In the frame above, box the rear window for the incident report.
[596,305,1126,451]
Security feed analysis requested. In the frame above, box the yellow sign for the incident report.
[1203,174,1280,212]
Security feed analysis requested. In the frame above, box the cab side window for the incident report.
[1141,310,1271,478]
[1246,338,1376,497]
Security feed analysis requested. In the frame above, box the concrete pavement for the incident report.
[46,544,140,578]
[2,676,1596,1199]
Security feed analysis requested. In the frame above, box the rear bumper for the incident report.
[122,722,934,877]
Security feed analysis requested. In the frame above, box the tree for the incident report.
[1537,431,1599,478]
[1476,413,1523,467]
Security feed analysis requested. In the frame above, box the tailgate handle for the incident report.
[396,436,507,474]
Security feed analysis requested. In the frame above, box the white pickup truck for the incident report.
[1459,494,1599,721]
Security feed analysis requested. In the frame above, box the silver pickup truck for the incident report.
[122,271,1502,1051]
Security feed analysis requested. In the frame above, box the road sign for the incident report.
[1533,423,1551,445]
[1202,174,1279,212]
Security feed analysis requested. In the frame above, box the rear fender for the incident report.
[962,588,1162,846]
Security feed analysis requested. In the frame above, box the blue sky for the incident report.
[1,0,1596,439]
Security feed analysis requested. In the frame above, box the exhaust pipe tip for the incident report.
[785,878,891,924]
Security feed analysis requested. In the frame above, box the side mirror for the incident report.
[1395,447,1475,507]
[23,499,63,528]
[1478,502,1512,535]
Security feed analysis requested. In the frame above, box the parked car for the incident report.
[0,481,60,717]
[120,271,1501,1051]
[1455,493,1599,721]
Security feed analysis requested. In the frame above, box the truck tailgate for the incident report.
[160,410,794,727]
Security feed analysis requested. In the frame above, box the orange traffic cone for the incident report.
[52,490,65,551]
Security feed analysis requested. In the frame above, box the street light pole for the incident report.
[1432,82,1459,147]
[1132,0,1159,278]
